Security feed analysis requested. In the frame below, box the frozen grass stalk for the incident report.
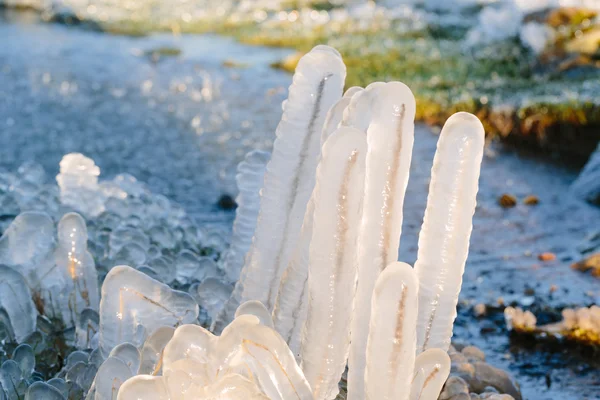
[272,86,362,353]
[236,45,346,312]
[300,127,367,399]
[348,81,416,399]
[414,112,485,353]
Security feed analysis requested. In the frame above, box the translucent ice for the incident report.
[221,150,270,282]
[364,262,418,400]
[120,314,312,400]
[98,266,199,357]
[0,211,55,289]
[272,87,363,353]
[300,128,367,400]
[44,213,99,327]
[56,153,105,218]
[348,81,416,399]
[0,265,37,342]
[237,45,346,311]
[409,349,451,400]
[414,112,484,353]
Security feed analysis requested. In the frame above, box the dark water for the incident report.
[1,10,599,400]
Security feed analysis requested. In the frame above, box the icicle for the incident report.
[271,87,361,354]
[235,300,274,328]
[414,112,484,353]
[53,212,99,327]
[0,265,37,342]
[364,262,418,400]
[409,349,451,400]
[237,45,346,312]
[221,150,270,282]
[340,82,385,133]
[212,150,270,332]
[98,265,199,357]
[348,81,416,400]
[300,127,367,400]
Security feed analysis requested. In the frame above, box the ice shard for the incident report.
[272,87,363,353]
[236,45,346,312]
[213,150,270,330]
[409,349,451,400]
[138,326,175,375]
[56,153,105,217]
[127,314,312,400]
[300,128,367,400]
[0,265,37,342]
[0,211,55,289]
[340,82,385,133]
[348,81,416,399]
[98,266,199,357]
[221,150,270,282]
[364,262,418,400]
[235,300,274,328]
[51,213,99,326]
[414,112,484,353]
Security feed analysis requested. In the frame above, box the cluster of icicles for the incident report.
[112,45,485,399]
[11,44,484,400]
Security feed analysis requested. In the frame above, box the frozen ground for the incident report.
[1,10,599,399]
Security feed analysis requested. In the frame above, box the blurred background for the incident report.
[0,0,599,399]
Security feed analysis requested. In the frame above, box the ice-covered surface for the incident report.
[300,127,366,399]
[0,14,599,400]
[414,112,484,353]
[119,316,313,400]
[348,82,416,399]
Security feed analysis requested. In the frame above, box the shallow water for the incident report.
[1,11,599,400]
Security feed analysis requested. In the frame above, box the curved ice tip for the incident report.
[377,261,418,292]
[323,126,367,155]
[344,86,363,98]
[235,300,274,328]
[57,212,88,246]
[441,112,485,144]
[310,44,342,59]
[373,81,417,121]
[297,45,345,73]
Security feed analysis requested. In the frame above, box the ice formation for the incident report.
[117,314,312,400]
[0,265,37,342]
[414,112,484,353]
[271,86,365,354]
[0,42,486,400]
[44,212,100,327]
[220,150,270,282]
[56,153,105,217]
[348,81,416,399]
[98,265,199,357]
[505,305,600,345]
[233,45,346,314]
[300,127,366,398]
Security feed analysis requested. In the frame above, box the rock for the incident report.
[498,194,517,208]
[449,394,471,400]
[471,362,522,400]
[217,194,237,210]
[523,195,539,205]
[483,386,499,393]
[480,394,515,400]
[450,352,468,367]
[572,143,600,205]
[538,252,556,262]
[474,303,487,317]
[571,253,600,278]
[440,376,470,399]
[462,346,486,362]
